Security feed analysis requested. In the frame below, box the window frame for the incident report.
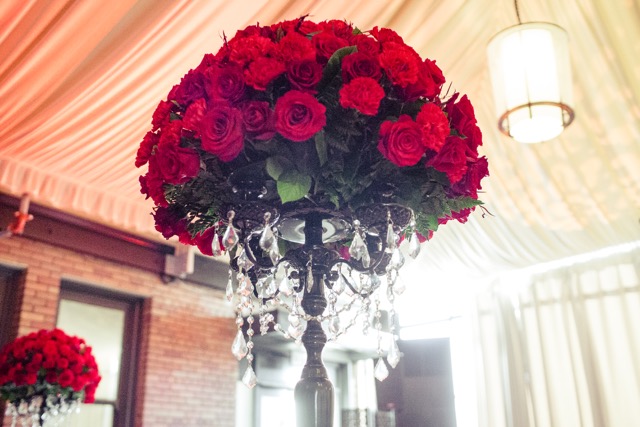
[58,281,144,427]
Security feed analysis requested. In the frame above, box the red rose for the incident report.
[341,52,382,83]
[416,103,450,152]
[42,357,57,370]
[353,34,380,57]
[153,206,187,240]
[205,64,246,104]
[199,104,244,162]
[274,32,316,65]
[274,90,326,142]
[377,115,426,166]
[25,372,37,385]
[135,131,159,167]
[426,136,468,184]
[58,369,75,388]
[241,101,275,140]
[157,119,183,148]
[379,43,421,87]
[451,156,489,198]
[154,144,200,185]
[57,357,70,369]
[312,31,349,63]
[371,27,404,44]
[42,341,58,358]
[244,57,285,91]
[182,98,207,136]
[194,227,225,256]
[139,159,168,207]
[170,69,207,106]
[151,100,173,131]
[286,59,323,93]
[339,77,385,116]
[318,20,354,41]
[446,93,478,135]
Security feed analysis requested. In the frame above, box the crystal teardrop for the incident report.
[212,234,223,256]
[223,224,239,249]
[361,245,371,268]
[259,226,276,251]
[393,275,407,295]
[225,279,234,302]
[329,316,340,335]
[288,323,304,340]
[237,248,254,272]
[349,232,366,260]
[242,365,258,389]
[288,313,300,327]
[408,231,421,259]
[386,224,397,251]
[369,273,381,289]
[374,358,389,381]
[231,330,248,360]
[387,339,401,369]
[390,248,405,269]
[278,275,292,296]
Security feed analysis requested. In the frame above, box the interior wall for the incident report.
[0,217,237,426]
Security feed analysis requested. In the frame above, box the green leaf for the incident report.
[315,132,328,166]
[277,170,312,203]
[266,156,294,180]
[319,46,357,88]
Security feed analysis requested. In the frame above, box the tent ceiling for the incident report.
[1,0,638,277]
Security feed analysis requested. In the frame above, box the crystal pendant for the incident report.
[374,358,389,381]
[389,248,405,270]
[269,243,280,265]
[306,266,314,292]
[361,245,371,268]
[387,339,401,368]
[386,224,397,251]
[333,274,345,294]
[259,226,276,251]
[232,330,248,360]
[223,224,239,249]
[329,315,340,335]
[237,248,254,272]
[266,276,278,297]
[369,273,381,289]
[349,232,366,260]
[212,233,222,256]
[225,278,234,302]
[288,323,305,339]
[242,365,258,389]
[256,277,275,299]
[408,231,421,258]
[278,275,292,296]
[393,275,407,295]
[288,313,300,327]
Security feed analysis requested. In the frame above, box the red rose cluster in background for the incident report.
[0,329,101,404]
[136,17,489,247]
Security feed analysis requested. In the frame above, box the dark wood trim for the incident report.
[58,280,145,427]
[0,193,226,290]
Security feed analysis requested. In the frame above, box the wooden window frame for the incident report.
[58,281,144,427]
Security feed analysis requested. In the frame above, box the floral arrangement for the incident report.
[135,17,489,251]
[0,329,101,405]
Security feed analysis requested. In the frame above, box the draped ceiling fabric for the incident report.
[0,0,639,277]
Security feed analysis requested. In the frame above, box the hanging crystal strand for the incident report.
[327,289,340,339]
[232,314,248,360]
[385,211,397,253]
[332,265,346,294]
[408,215,421,259]
[361,297,371,335]
[386,275,401,369]
[349,220,370,268]
[374,297,389,381]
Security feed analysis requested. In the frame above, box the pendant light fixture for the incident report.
[487,0,575,143]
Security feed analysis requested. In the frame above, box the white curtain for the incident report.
[474,244,640,427]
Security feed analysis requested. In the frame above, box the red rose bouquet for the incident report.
[136,17,489,249]
[0,329,101,422]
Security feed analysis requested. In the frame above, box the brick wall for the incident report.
[0,233,237,427]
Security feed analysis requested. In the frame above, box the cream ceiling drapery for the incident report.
[0,0,638,276]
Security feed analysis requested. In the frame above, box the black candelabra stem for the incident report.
[294,213,334,427]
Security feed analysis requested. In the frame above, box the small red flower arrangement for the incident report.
[0,329,101,406]
[136,17,489,249]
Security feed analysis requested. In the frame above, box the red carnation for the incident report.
[339,77,385,116]
[199,104,244,162]
[353,34,381,57]
[426,136,468,184]
[274,32,316,65]
[244,57,285,91]
[274,90,326,142]
[416,103,450,152]
[58,369,75,388]
[183,98,207,136]
[371,27,404,44]
[379,43,421,87]
[228,35,276,67]
[135,131,159,167]
[377,115,426,166]
[151,100,173,131]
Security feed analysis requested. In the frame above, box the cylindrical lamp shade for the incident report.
[487,22,574,143]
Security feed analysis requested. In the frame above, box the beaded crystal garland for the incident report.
[5,395,80,427]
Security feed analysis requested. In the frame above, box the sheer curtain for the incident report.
[474,244,640,427]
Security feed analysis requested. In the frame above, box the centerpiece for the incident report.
[136,16,488,427]
[0,329,101,426]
